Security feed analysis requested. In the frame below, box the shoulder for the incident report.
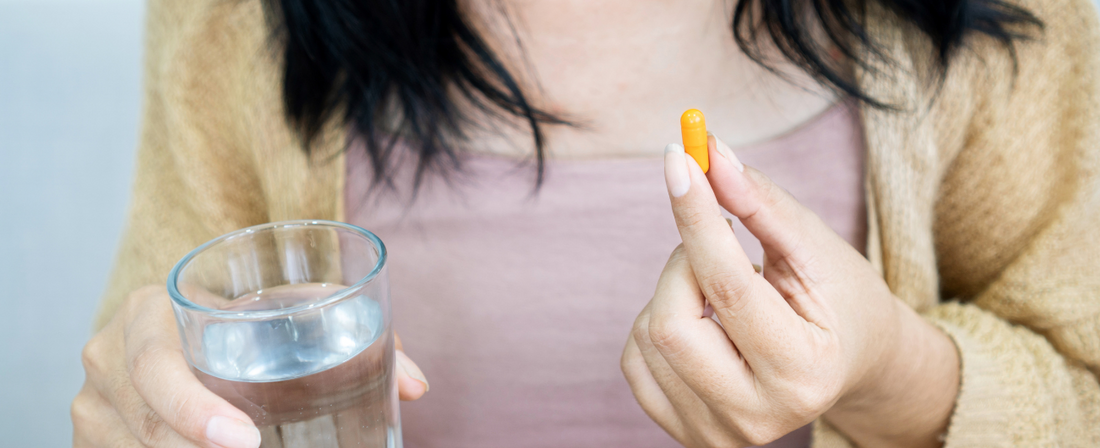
[147,0,273,118]
[144,0,321,174]
[929,0,1100,297]
[141,0,343,218]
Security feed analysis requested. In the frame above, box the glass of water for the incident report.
[167,220,400,448]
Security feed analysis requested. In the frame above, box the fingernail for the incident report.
[397,350,429,391]
[712,134,744,172]
[206,416,261,448]
[664,143,690,197]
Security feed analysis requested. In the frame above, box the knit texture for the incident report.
[99,0,1100,445]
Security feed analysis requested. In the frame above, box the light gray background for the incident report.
[1,0,144,446]
[2,0,1099,446]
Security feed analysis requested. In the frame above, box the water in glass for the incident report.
[191,283,399,448]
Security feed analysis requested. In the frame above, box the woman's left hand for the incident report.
[622,136,959,448]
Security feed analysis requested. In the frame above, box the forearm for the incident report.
[825,300,959,448]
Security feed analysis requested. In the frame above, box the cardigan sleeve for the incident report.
[94,0,271,330]
[921,0,1100,443]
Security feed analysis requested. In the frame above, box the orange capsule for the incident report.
[680,109,709,173]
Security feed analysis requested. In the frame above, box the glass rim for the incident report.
[166,220,387,320]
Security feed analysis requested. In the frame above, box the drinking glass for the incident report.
[167,220,400,448]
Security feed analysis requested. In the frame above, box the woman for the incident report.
[72,0,1100,446]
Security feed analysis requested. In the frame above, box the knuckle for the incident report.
[122,285,163,318]
[167,389,207,434]
[786,379,840,417]
[647,318,686,354]
[718,412,784,447]
[676,208,713,233]
[70,394,95,428]
[130,285,164,302]
[700,274,753,314]
[630,305,654,344]
[620,339,640,375]
[787,390,824,418]
[127,343,169,381]
[81,334,108,375]
[620,354,645,388]
[742,430,779,447]
[80,340,97,373]
[799,386,833,415]
[733,420,783,447]
[631,315,651,346]
[135,406,171,445]
[760,178,789,210]
[619,350,631,376]
[121,288,143,312]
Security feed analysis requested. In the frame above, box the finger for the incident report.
[664,143,804,365]
[665,142,755,287]
[394,332,429,401]
[397,349,429,401]
[621,334,687,443]
[92,370,198,447]
[706,134,840,267]
[632,304,709,447]
[123,287,261,448]
[84,313,204,447]
[72,386,148,448]
[645,248,756,408]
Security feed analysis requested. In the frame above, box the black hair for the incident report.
[262,0,1041,188]
[731,0,1042,108]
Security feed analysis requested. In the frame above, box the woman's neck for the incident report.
[462,0,837,159]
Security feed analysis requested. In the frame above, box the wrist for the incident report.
[826,300,960,448]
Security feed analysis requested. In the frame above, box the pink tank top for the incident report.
[345,102,866,448]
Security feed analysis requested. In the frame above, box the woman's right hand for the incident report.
[72,285,428,447]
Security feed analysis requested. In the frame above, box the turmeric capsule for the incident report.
[680,109,709,173]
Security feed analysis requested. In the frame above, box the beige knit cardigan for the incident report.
[98,0,1100,445]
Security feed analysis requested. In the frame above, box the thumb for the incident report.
[704,134,830,263]
[125,288,261,448]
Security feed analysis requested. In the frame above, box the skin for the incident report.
[620,138,959,447]
[75,1,958,446]
[462,0,836,159]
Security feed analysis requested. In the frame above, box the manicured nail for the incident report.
[712,135,744,172]
[664,143,690,197]
[206,416,261,448]
[397,350,429,391]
